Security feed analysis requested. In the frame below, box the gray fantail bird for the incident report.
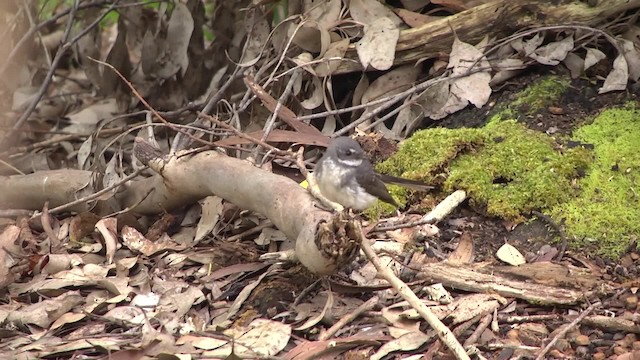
[314,137,432,211]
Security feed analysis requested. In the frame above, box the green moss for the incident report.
[550,105,640,258]
[377,127,486,180]
[448,121,590,219]
[513,75,569,110]
[374,120,590,220]
[496,75,570,120]
[369,84,638,260]
[366,128,485,218]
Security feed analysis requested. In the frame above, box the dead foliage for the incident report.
[1,0,640,359]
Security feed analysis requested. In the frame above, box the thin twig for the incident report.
[426,313,488,358]
[103,186,155,217]
[463,314,492,347]
[319,296,379,341]
[531,210,568,261]
[254,69,302,161]
[234,18,306,115]
[201,114,294,158]
[201,65,245,116]
[261,19,306,91]
[358,224,470,360]
[92,58,301,162]
[293,279,322,307]
[0,157,25,175]
[2,128,124,157]
[88,58,209,148]
[262,69,302,142]
[48,167,147,214]
[535,302,601,360]
[236,58,279,113]
[294,73,445,123]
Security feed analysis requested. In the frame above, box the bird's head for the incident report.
[327,137,365,167]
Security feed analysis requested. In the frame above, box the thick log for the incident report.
[336,0,640,73]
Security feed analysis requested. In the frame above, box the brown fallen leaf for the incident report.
[447,231,474,265]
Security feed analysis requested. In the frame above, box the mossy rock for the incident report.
[372,86,639,258]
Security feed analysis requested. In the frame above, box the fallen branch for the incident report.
[126,138,355,275]
[0,136,364,275]
[581,315,640,334]
[0,170,96,213]
[418,263,591,305]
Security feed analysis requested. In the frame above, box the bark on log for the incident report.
[0,170,95,213]
[336,0,640,74]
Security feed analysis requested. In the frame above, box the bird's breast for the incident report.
[316,158,377,210]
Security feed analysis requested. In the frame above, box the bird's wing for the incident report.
[356,169,399,207]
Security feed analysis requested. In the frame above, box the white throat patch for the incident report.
[338,158,363,167]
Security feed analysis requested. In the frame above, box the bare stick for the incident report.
[202,114,293,158]
[535,302,601,360]
[358,227,470,359]
[201,65,245,116]
[2,128,123,157]
[464,314,492,347]
[426,313,486,358]
[48,167,147,214]
[373,190,467,231]
[235,20,305,114]
[88,58,208,148]
[319,296,379,341]
[244,75,322,135]
[262,69,302,142]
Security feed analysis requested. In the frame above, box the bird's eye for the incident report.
[345,148,355,156]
